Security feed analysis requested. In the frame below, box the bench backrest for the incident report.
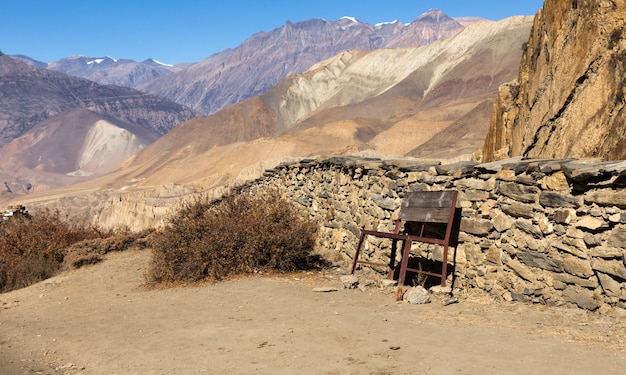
[398,191,458,223]
[351,190,459,286]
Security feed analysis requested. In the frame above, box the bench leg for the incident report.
[397,239,412,286]
[353,233,406,281]
[387,239,399,279]
[440,244,448,287]
[351,232,367,274]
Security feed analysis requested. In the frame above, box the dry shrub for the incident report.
[62,229,153,270]
[148,191,319,284]
[0,208,113,293]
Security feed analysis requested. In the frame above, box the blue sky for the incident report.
[1,0,545,64]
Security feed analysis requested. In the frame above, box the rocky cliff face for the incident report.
[483,0,626,161]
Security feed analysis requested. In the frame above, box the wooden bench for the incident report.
[350,190,459,287]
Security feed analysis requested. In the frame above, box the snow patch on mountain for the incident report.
[340,16,359,23]
[149,59,173,67]
[375,20,403,28]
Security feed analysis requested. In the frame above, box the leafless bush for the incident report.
[148,191,319,285]
[0,209,104,292]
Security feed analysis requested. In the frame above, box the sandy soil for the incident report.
[1,249,625,375]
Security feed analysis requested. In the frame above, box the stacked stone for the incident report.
[244,156,626,311]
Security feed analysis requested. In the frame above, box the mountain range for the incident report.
[0,12,534,229]
[138,11,477,115]
[0,54,197,193]
[20,10,479,116]
[0,9,487,194]
[48,56,186,88]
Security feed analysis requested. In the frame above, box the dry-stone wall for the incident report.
[241,156,626,312]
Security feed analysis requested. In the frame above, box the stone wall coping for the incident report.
[270,156,626,180]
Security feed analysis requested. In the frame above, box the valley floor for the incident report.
[1,249,624,375]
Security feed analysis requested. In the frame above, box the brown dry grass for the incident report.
[0,204,157,294]
[0,208,123,293]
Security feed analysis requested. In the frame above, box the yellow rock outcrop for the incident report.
[483,0,626,161]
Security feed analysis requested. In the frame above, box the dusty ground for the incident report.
[1,249,625,375]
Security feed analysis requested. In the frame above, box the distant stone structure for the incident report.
[241,156,626,312]
[2,204,28,220]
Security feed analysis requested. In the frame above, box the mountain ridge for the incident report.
[0,55,198,193]
[46,56,184,88]
[0,9,477,197]
[1,15,533,229]
[138,9,478,115]
[9,10,484,119]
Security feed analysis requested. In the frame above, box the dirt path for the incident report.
[1,249,625,375]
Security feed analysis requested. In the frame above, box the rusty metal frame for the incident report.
[351,190,458,287]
